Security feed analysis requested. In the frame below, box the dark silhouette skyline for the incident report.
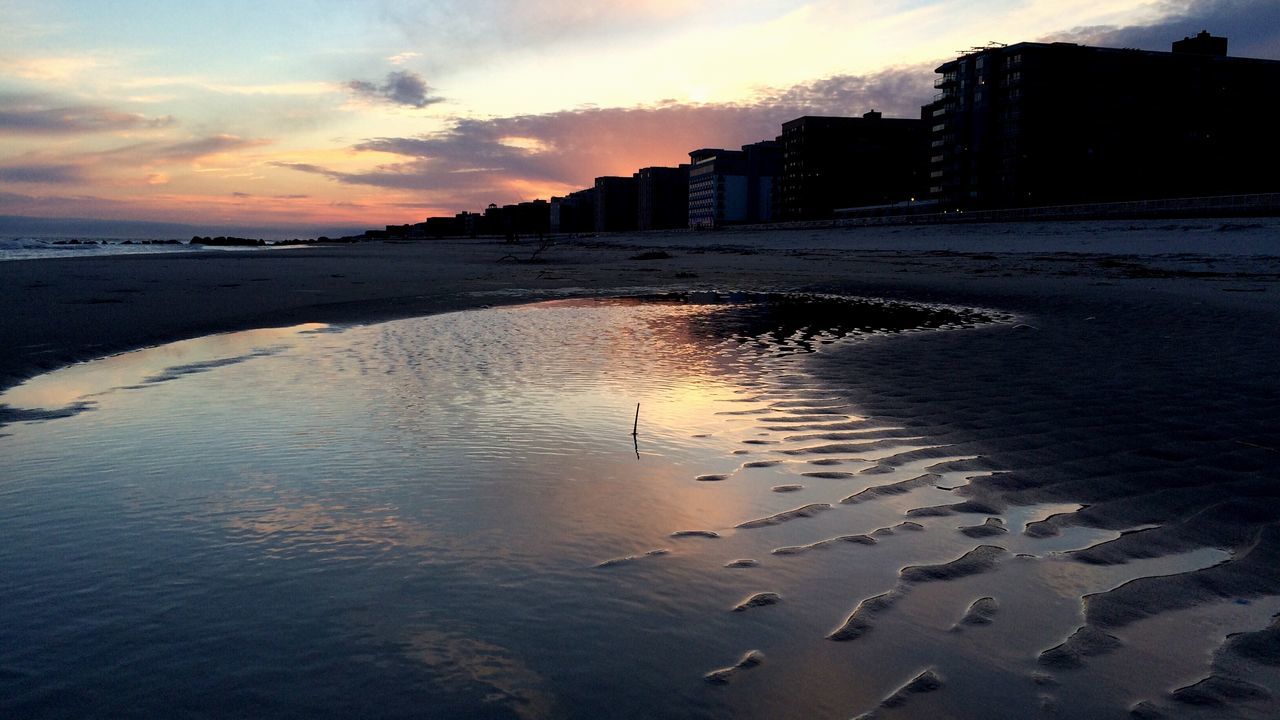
[375,31,1279,240]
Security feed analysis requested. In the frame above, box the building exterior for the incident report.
[926,32,1280,209]
[456,211,481,237]
[635,165,690,231]
[424,216,462,237]
[779,112,926,220]
[511,200,550,236]
[687,140,781,229]
[594,176,638,232]
[481,203,510,235]
[550,188,596,233]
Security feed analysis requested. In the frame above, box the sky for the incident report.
[2,0,1278,236]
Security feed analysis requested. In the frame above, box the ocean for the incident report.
[0,236,294,261]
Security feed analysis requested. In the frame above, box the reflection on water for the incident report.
[0,295,1261,719]
[0,323,328,412]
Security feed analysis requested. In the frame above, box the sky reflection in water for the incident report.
[0,296,1257,720]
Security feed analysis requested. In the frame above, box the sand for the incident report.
[3,218,1279,715]
[1,219,1273,393]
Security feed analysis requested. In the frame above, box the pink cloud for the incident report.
[0,93,173,135]
[281,63,934,211]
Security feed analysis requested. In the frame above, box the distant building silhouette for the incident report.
[480,203,505,235]
[688,141,781,229]
[594,176,639,232]
[925,32,1280,209]
[512,200,550,235]
[635,165,690,231]
[779,111,926,220]
[550,188,596,233]
[456,211,483,237]
[424,216,462,237]
[1172,30,1228,56]
[482,202,549,238]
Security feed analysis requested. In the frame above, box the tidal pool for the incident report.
[1,294,1263,719]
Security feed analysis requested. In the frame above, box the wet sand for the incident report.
[3,219,1279,716]
[2,219,1275,393]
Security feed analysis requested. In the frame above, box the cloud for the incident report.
[0,134,272,192]
[0,163,87,184]
[1052,0,1280,59]
[371,1,784,79]
[379,1,744,51]
[387,51,421,65]
[70,134,271,168]
[1,55,105,82]
[151,134,271,161]
[280,63,932,209]
[0,189,130,219]
[0,93,173,135]
[752,63,934,116]
[346,70,443,108]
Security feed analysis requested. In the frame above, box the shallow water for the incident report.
[0,295,1265,719]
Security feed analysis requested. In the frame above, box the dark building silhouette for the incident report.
[481,203,507,235]
[456,211,481,237]
[480,201,550,237]
[550,188,596,233]
[424,216,462,237]
[925,32,1280,209]
[635,165,690,231]
[514,200,550,235]
[384,222,426,238]
[594,176,638,232]
[688,140,781,229]
[1172,30,1228,56]
[779,111,926,219]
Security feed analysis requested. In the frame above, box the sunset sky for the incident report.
[2,0,1277,236]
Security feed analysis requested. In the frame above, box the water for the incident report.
[0,296,1269,719]
[0,237,299,261]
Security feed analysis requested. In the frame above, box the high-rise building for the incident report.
[550,189,596,233]
[779,112,926,220]
[687,140,781,229]
[635,165,690,231]
[594,176,639,232]
[925,32,1280,209]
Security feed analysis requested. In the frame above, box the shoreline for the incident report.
[2,218,1276,396]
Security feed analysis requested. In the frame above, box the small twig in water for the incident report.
[632,403,640,436]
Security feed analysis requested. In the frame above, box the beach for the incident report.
[4,219,1277,392]
[3,219,1279,718]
